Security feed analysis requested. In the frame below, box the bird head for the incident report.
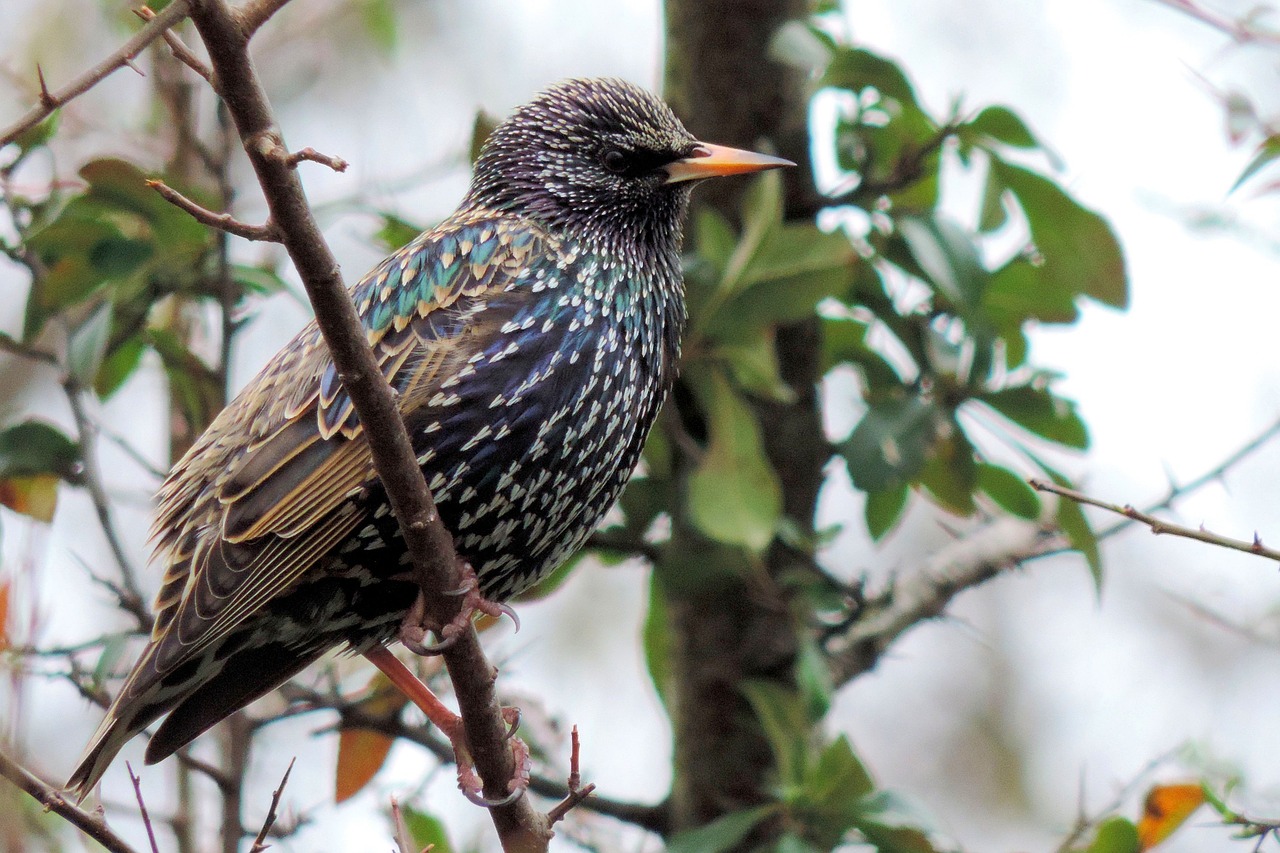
[465,78,792,252]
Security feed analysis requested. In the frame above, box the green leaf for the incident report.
[822,316,902,390]
[1085,817,1139,853]
[1232,135,1280,193]
[67,301,113,387]
[10,111,59,155]
[977,385,1088,449]
[375,214,424,252]
[95,335,147,399]
[470,110,500,165]
[666,805,779,853]
[358,0,398,52]
[769,20,834,72]
[855,791,940,853]
[721,170,784,293]
[231,263,290,296]
[686,371,782,552]
[976,463,1041,519]
[896,214,988,313]
[993,159,1128,309]
[399,805,455,853]
[695,206,738,275]
[0,421,80,480]
[984,257,1080,326]
[1029,454,1102,592]
[865,485,909,540]
[740,680,812,787]
[643,575,674,711]
[771,834,825,853]
[916,427,977,515]
[714,336,794,403]
[801,735,875,832]
[966,105,1039,149]
[822,47,921,110]
[978,162,1009,233]
[841,395,943,493]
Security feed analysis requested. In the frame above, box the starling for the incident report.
[67,77,791,798]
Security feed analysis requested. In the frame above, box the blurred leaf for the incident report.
[695,206,737,276]
[822,47,920,110]
[95,335,147,399]
[400,804,455,853]
[855,791,940,853]
[1232,135,1280,193]
[358,0,398,52]
[822,316,902,390]
[741,680,811,787]
[666,805,778,853]
[1030,455,1102,591]
[978,163,1009,233]
[335,673,409,802]
[11,112,59,154]
[985,257,1079,326]
[1136,783,1205,850]
[67,301,113,387]
[715,336,794,403]
[231,263,290,296]
[896,214,988,314]
[721,170,784,293]
[965,105,1039,149]
[977,385,1088,449]
[993,159,1127,309]
[977,463,1041,519]
[375,214,424,252]
[916,426,977,515]
[1086,817,1140,853]
[770,20,834,72]
[470,110,501,165]
[687,371,782,552]
[0,421,79,480]
[149,329,224,435]
[841,394,942,493]
[643,575,674,710]
[91,634,129,689]
[0,474,59,522]
[800,735,875,833]
[864,485,909,540]
[796,635,833,722]
[772,834,825,853]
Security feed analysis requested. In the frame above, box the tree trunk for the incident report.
[662,0,830,839]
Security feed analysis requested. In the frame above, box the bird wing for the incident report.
[142,212,547,676]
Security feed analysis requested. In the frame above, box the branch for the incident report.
[1031,479,1280,562]
[0,748,141,853]
[0,0,192,147]
[135,6,213,82]
[825,517,1061,686]
[125,763,161,853]
[183,0,547,847]
[1155,0,1280,46]
[147,178,282,241]
[248,759,293,853]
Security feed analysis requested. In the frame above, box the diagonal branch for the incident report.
[0,0,192,147]
[0,749,141,853]
[825,517,1062,686]
[183,0,548,848]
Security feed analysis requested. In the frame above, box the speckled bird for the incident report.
[68,77,791,797]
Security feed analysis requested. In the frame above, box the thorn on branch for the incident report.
[122,57,145,77]
[36,65,55,108]
[146,179,282,241]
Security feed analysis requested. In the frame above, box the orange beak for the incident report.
[663,143,795,184]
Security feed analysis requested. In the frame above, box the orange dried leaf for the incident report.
[1137,783,1205,850]
[334,669,411,803]
[335,727,396,803]
[0,474,59,522]
[0,581,10,653]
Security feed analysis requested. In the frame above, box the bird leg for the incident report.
[397,559,519,655]
[363,646,529,807]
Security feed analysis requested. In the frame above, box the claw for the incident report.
[401,630,457,656]
[502,706,521,740]
[461,785,524,809]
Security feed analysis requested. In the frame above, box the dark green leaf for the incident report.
[984,257,1080,326]
[976,463,1041,519]
[821,48,920,110]
[375,214,424,252]
[864,485,909,540]
[896,214,988,313]
[740,680,812,787]
[821,316,902,390]
[771,834,825,853]
[916,427,977,515]
[695,207,737,275]
[687,371,782,552]
[715,336,795,403]
[966,105,1039,149]
[0,421,79,480]
[802,735,875,830]
[993,159,1128,309]
[67,301,113,387]
[841,395,943,493]
[11,111,59,155]
[978,163,1009,233]
[977,385,1088,449]
[666,805,778,853]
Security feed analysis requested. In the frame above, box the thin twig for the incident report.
[390,797,419,853]
[285,147,348,172]
[1156,0,1280,46]
[0,748,140,853]
[64,381,151,628]
[1030,479,1280,562]
[248,758,294,853]
[125,763,161,853]
[147,179,282,241]
[134,6,213,81]
[0,0,191,147]
[545,726,595,826]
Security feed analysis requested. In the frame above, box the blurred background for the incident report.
[4,1,1280,851]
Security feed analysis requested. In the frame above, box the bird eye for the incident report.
[601,148,630,174]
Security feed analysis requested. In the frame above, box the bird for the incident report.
[67,76,792,800]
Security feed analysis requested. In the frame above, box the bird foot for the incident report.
[397,560,519,656]
[363,647,528,808]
